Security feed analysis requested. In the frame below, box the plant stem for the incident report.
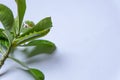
[9,56,29,69]
[0,45,12,69]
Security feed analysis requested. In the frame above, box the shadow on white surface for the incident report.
[1,0,120,80]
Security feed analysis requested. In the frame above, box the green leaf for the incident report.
[12,16,19,37]
[23,40,56,57]
[15,0,26,34]
[0,29,9,53]
[27,68,44,80]
[20,17,52,37]
[14,29,50,46]
[14,17,52,46]
[0,4,14,31]
[0,4,14,43]
[0,39,9,53]
[0,29,7,39]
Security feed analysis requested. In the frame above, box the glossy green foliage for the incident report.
[15,29,50,46]
[15,0,26,34]
[24,40,56,57]
[13,17,19,36]
[0,4,14,31]
[0,0,56,80]
[0,29,9,53]
[20,17,52,37]
[14,17,52,45]
[28,68,45,80]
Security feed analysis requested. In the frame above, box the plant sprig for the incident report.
[0,0,56,80]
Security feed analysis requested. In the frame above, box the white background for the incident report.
[1,0,120,80]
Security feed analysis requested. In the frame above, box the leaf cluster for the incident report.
[0,0,56,80]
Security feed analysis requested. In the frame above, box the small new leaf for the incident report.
[21,20,35,33]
